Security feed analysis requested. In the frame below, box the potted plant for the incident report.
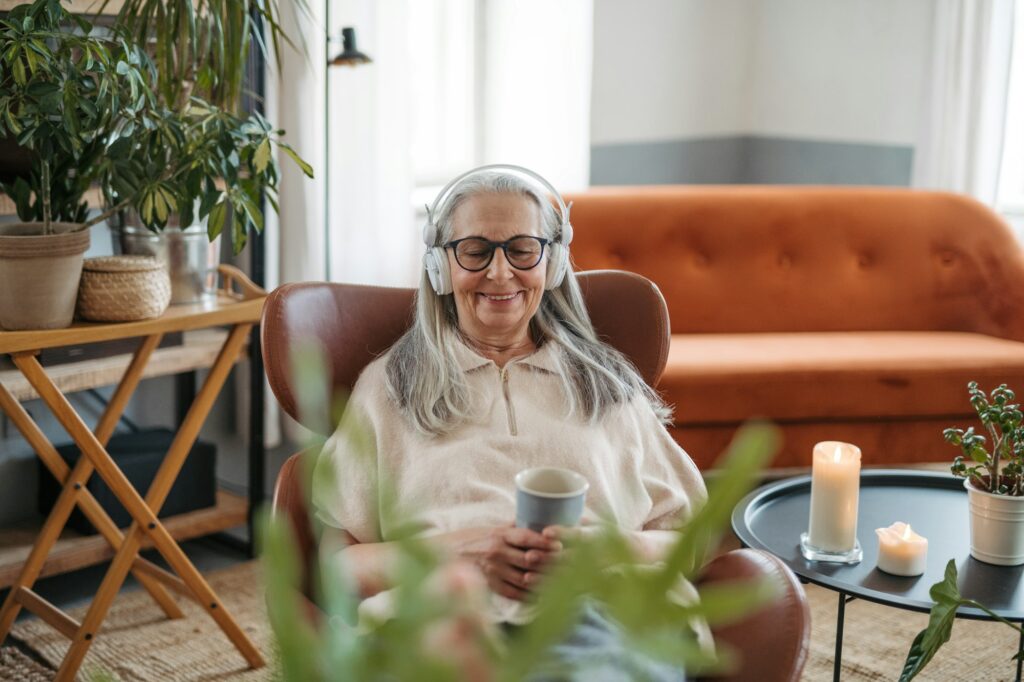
[0,0,159,329]
[0,0,314,325]
[101,0,313,303]
[944,381,1024,565]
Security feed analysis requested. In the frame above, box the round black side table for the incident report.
[732,470,1024,682]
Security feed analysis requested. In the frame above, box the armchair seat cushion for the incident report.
[662,331,1024,423]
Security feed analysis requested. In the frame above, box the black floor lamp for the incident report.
[324,10,373,282]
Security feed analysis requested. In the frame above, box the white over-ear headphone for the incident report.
[421,164,574,296]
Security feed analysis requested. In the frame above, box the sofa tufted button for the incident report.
[693,252,710,267]
[777,253,792,269]
[939,250,957,266]
[858,253,874,268]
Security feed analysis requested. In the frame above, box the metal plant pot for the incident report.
[113,218,221,305]
[0,222,90,330]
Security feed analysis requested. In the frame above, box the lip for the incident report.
[478,291,522,302]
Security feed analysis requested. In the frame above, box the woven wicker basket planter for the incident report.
[76,255,171,322]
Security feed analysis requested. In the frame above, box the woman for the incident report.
[312,166,707,678]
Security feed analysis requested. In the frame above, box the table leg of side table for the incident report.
[29,325,264,680]
[1017,624,1022,682]
[834,592,848,682]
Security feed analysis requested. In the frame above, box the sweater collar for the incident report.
[453,336,559,374]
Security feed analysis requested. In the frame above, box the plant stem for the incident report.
[41,160,52,235]
[81,198,132,229]
[990,427,1003,494]
[962,599,1024,635]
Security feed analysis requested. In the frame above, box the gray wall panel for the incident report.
[590,135,914,186]
[590,137,746,185]
[743,136,913,185]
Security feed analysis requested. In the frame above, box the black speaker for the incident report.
[38,428,217,534]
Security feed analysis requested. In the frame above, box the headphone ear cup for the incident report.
[545,242,569,290]
[424,247,453,296]
[422,219,438,248]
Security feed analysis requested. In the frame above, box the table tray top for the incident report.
[0,279,264,354]
[732,470,1024,620]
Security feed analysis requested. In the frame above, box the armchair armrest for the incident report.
[696,548,810,682]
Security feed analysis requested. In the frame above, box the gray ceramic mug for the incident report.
[515,467,589,533]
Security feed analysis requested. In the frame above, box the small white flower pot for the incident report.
[965,478,1024,566]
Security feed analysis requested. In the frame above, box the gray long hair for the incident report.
[385,171,670,436]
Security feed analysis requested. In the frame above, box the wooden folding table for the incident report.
[0,265,266,680]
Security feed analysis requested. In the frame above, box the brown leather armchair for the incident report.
[262,270,810,681]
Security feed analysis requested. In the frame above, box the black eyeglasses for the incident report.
[444,236,551,272]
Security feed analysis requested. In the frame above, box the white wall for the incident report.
[592,0,934,148]
[590,0,756,144]
[748,0,933,145]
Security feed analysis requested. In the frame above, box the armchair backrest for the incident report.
[261,270,670,435]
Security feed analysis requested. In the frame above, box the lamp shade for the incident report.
[329,27,372,67]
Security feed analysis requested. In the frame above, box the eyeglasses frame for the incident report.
[443,235,552,272]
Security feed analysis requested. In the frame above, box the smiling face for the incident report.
[447,192,548,348]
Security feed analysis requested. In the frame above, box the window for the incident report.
[408,0,478,192]
[997,0,1024,226]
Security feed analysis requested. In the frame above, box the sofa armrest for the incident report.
[696,548,810,682]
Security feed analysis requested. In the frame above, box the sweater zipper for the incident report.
[500,367,518,435]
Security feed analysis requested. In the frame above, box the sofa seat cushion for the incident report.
[662,331,1024,423]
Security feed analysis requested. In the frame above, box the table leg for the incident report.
[834,592,847,682]
[1017,623,1022,682]
[0,337,183,629]
[20,325,264,680]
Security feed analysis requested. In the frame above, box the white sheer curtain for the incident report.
[913,0,1016,205]
[326,0,418,287]
[481,0,594,192]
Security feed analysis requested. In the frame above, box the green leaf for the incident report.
[280,143,314,178]
[207,200,227,240]
[12,57,26,85]
[899,560,962,681]
[253,138,271,174]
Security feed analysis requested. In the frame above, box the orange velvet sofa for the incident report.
[566,186,1024,469]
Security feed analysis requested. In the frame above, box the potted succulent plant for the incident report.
[944,381,1024,565]
[0,0,158,329]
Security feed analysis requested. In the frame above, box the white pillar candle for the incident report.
[807,441,862,552]
[876,522,928,576]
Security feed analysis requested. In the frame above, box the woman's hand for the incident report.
[432,525,563,601]
[542,525,682,565]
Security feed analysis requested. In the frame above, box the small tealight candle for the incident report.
[876,522,928,576]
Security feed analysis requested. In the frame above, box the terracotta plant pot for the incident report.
[965,478,1024,565]
[0,222,91,330]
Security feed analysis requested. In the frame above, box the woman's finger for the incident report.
[504,527,562,552]
[500,544,555,571]
[488,571,530,601]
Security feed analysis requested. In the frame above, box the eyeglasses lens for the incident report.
[455,237,544,270]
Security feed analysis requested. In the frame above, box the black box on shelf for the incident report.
[37,428,217,534]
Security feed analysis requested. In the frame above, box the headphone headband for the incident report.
[423,163,572,246]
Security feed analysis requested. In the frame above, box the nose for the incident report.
[486,246,514,280]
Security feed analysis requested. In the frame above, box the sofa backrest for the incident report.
[566,186,1024,339]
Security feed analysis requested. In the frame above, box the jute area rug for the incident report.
[0,561,1020,681]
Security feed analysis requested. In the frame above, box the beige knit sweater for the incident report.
[312,339,708,625]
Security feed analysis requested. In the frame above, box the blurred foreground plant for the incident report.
[260,342,783,681]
